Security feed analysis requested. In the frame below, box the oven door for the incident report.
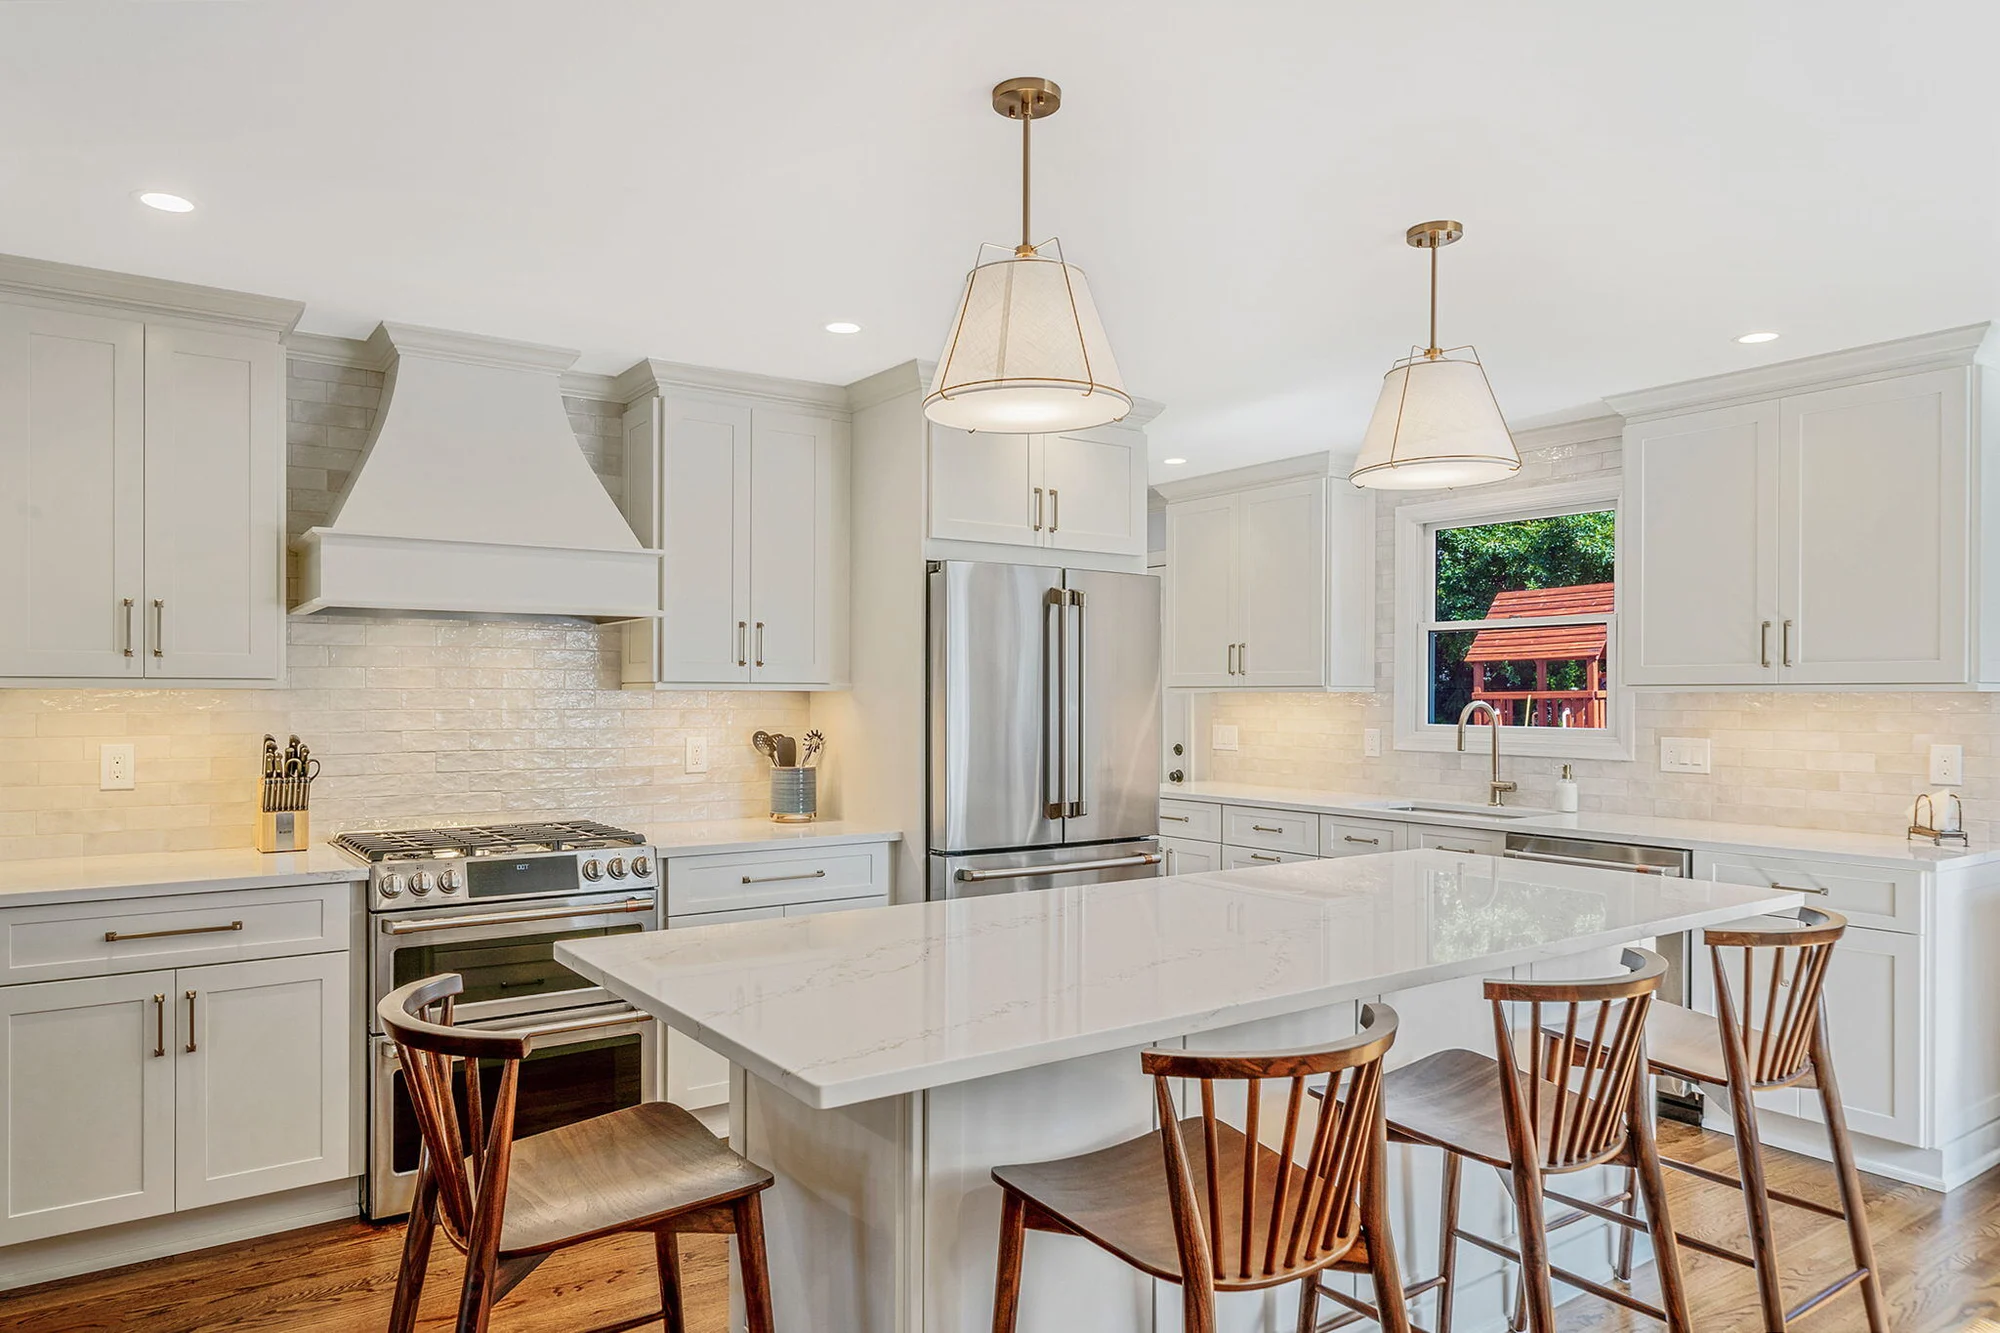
[367,1003,659,1221]
[371,889,659,1028]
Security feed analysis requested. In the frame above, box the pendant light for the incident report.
[924,77,1131,433]
[1349,221,1521,490]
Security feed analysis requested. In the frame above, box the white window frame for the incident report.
[1393,477,1633,760]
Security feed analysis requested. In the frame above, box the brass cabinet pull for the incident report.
[105,920,243,943]
[1238,642,1248,675]
[122,598,136,658]
[1226,643,1239,676]
[184,990,197,1054]
[736,621,747,667]
[1770,881,1828,895]
[1251,824,1284,833]
[1249,853,1281,863]
[1782,619,1795,667]
[1436,844,1479,855]
[151,599,165,659]
[754,622,765,668]
[1760,620,1772,669]
[1049,488,1059,533]
[1161,814,1191,823]
[741,868,827,885]
[1032,487,1044,532]
[152,993,166,1057]
[1343,835,1381,846]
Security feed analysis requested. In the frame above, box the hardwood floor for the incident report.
[3,1123,1996,1331]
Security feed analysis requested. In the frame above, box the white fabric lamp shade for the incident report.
[1348,350,1522,490]
[925,251,1131,432]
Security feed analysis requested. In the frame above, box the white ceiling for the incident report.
[3,1,1996,480]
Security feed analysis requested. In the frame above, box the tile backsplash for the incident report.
[0,356,805,863]
[1201,426,1997,846]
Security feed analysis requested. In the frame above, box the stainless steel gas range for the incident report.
[336,820,663,1219]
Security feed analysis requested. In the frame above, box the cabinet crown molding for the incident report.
[1605,323,1994,421]
[1153,451,1335,502]
[0,252,303,337]
[614,357,849,415]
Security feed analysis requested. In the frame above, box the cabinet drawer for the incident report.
[1160,837,1222,876]
[1318,816,1406,858]
[1221,806,1317,855]
[1224,845,1315,870]
[1414,827,1506,857]
[0,882,354,986]
[1693,852,1924,934]
[1158,799,1222,842]
[665,842,892,917]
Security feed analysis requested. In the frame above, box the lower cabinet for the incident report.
[1223,845,1314,870]
[1160,837,1221,876]
[0,949,350,1244]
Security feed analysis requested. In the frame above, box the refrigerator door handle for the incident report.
[1067,588,1087,818]
[1045,586,1067,820]
[956,853,1162,884]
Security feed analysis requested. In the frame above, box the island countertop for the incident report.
[558,850,1799,1110]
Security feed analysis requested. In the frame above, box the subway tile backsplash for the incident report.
[0,357,805,863]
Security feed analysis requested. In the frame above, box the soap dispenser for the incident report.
[1554,764,1580,813]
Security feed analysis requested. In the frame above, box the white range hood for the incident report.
[292,323,660,621]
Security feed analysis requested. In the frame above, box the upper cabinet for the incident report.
[0,261,296,685]
[1618,346,1987,688]
[928,426,1147,557]
[1160,463,1374,691]
[617,365,849,689]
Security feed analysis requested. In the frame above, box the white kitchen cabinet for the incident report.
[0,970,177,1245]
[620,372,850,689]
[1413,826,1506,857]
[1318,815,1407,857]
[173,952,350,1210]
[0,295,286,684]
[1618,353,1989,689]
[1790,925,1925,1145]
[1161,466,1372,691]
[1160,837,1221,876]
[927,427,1146,557]
[1223,845,1314,869]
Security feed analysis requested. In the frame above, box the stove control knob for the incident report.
[410,871,435,897]
[438,869,462,895]
[630,854,653,879]
[581,858,603,882]
[380,873,404,899]
[606,856,628,879]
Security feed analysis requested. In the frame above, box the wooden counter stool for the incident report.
[1303,948,1690,1333]
[1639,907,1887,1332]
[380,974,778,1333]
[988,1004,1412,1333]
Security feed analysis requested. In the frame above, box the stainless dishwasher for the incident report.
[1503,832,1704,1123]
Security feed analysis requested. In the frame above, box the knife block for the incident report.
[256,808,311,853]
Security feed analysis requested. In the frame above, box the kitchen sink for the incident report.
[1368,800,1551,820]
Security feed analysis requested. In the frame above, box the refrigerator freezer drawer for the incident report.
[930,840,1163,900]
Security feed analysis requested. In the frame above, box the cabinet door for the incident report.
[0,304,146,678]
[1160,837,1221,876]
[658,397,752,683]
[0,970,175,1244]
[665,904,785,1108]
[1039,430,1145,555]
[1622,403,1781,685]
[1780,370,1969,684]
[927,427,1041,546]
[175,952,351,1210]
[1164,495,1239,687]
[141,326,283,679]
[1237,479,1327,687]
[749,409,840,684]
[1413,826,1505,857]
[1791,926,1926,1146]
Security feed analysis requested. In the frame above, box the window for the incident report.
[1394,479,1631,758]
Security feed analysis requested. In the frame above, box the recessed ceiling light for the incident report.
[1735,331,1780,344]
[1162,458,1187,466]
[136,191,195,213]
[824,321,862,335]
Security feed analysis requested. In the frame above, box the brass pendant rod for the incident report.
[1428,240,1440,358]
[1019,105,1033,255]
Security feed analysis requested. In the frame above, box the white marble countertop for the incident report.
[0,819,902,908]
[560,850,1798,1110]
[1165,780,1994,870]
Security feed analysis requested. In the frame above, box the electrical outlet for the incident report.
[684,735,708,774]
[1658,736,1711,775]
[1210,723,1239,753]
[100,742,135,790]
[1930,743,1964,786]
[1363,728,1382,758]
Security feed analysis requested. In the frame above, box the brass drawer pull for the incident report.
[152,598,165,659]
[1249,853,1281,863]
[1435,844,1479,855]
[1251,824,1285,833]
[1343,835,1381,846]
[184,990,197,1054]
[1760,620,1772,669]
[153,993,166,1058]
[1770,881,1829,896]
[742,868,828,885]
[1161,814,1191,823]
[106,920,244,943]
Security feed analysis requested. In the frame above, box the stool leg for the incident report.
[1614,1164,1638,1282]
[1504,1159,1556,1333]
[1361,1113,1413,1333]
[1435,1151,1463,1333]
[1626,1066,1692,1333]
[1722,1072,1790,1330]
[1809,1016,1889,1333]
[655,1229,686,1333]
[993,1189,1028,1333]
[734,1193,776,1333]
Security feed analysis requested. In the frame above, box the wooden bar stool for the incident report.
[1304,948,1690,1333]
[988,1004,1412,1333]
[380,974,778,1333]
[1638,907,1887,1331]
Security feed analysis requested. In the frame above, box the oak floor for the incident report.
[1,1123,1995,1331]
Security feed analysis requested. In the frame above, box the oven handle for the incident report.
[380,897,655,935]
[512,1007,653,1050]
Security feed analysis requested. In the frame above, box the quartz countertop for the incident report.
[1165,781,1994,870]
[559,850,1798,1110]
[0,820,901,908]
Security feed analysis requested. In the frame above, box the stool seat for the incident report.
[1643,1002,1816,1091]
[993,1115,1374,1288]
[1385,1049,1619,1172]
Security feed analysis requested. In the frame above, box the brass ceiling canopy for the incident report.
[1406,220,1464,249]
[992,77,1061,120]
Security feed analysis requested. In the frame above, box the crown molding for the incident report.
[286,330,384,370]
[559,370,622,402]
[842,359,929,414]
[1511,410,1624,451]
[613,357,850,415]
[367,322,578,374]
[0,252,303,337]
[1605,323,1994,421]
[1153,451,1335,502]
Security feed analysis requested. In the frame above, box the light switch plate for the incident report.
[1659,736,1711,775]
[1363,728,1382,758]
[684,735,708,774]
[100,742,135,790]
[1211,723,1239,753]
[1930,743,1964,786]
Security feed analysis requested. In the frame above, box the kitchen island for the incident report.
[560,850,1798,1333]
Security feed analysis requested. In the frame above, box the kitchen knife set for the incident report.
[751,730,823,768]
[256,734,318,853]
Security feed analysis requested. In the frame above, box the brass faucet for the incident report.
[1457,700,1517,807]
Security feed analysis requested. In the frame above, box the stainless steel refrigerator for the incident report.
[928,560,1163,898]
